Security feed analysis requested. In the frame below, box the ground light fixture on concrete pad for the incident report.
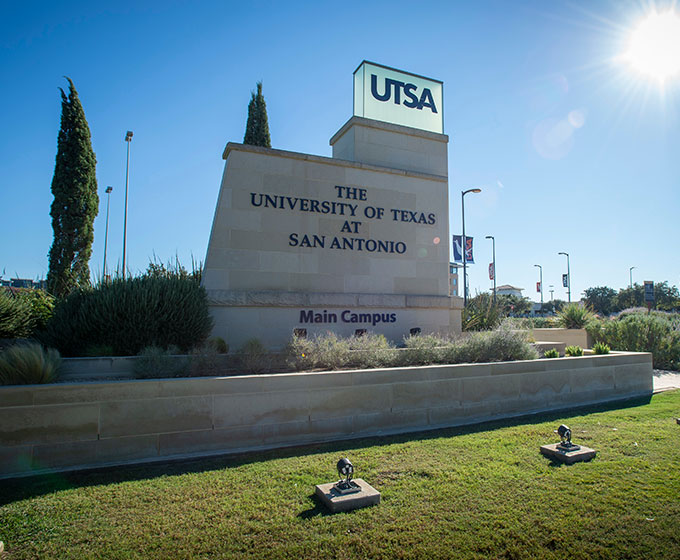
[540,424,597,464]
[315,458,381,513]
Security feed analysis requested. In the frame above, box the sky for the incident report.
[1,0,679,302]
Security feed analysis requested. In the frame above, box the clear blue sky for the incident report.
[1,0,678,301]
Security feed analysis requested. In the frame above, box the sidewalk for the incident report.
[653,370,680,393]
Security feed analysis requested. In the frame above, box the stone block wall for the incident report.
[0,352,652,479]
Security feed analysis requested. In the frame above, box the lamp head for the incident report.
[555,424,572,444]
[337,458,354,479]
[485,235,494,240]
[105,186,112,194]
[125,131,133,142]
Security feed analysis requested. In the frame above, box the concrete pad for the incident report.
[315,478,380,513]
[540,443,597,464]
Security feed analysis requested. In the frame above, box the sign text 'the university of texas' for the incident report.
[353,61,444,134]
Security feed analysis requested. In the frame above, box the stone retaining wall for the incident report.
[0,352,652,479]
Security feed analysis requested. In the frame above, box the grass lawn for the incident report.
[1,390,679,559]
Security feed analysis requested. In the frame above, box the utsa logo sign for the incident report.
[370,74,438,113]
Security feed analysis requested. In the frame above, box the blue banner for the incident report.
[452,235,474,264]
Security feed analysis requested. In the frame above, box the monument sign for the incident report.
[202,61,462,348]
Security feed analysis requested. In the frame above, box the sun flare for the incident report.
[624,10,680,82]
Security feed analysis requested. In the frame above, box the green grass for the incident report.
[1,391,680,559]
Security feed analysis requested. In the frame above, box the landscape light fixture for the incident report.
[334,458,361,495]
[558,252,571,302]
[486,235,496,302]
[554,424,580,452]
[122,130,133,279]
[461,188,481,306]
[540,422,597,463]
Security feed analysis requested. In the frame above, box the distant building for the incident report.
[449,262,460,297]
[0,278,47,290]
[496,284,523,297]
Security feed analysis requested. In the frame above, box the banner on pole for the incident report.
[452,235,463,263]
[452,235,474,264]
[489,263,494,280]
[562,274,569,288]
[536,281,541,293]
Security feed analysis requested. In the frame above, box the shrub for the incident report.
[207,337,229,354]
[347,333,396,369]
[238,338,270,373]
[543,348,560,358]
[565,345,584,357]
[400,333,450,366]
[593,342,610,355]
[588,312,680,370]
[42,275,213,356]
[16,289,55,332]
[0,343,61,385]
[0,289,34,338]
[463,293,503,331]
[454,328,538,364]
[133,346,189,379]
[557,304,595,329]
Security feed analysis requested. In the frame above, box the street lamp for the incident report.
[629,266,636,288]
[122,131,133,279]
[534,264,543,311]
[558,252,571,302]
[486,235,496,302]
[549,285,555,301]
[461,188,481,306]
[102,186,113,280]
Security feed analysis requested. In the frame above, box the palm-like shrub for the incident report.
[0,343,61,385]
[0,290,34,339]
[543,348,560,358]
[557,304,595,329]
[593,342,610,355]
[463,293,503,331]
[565,345,584,357]
[42,276,213,356]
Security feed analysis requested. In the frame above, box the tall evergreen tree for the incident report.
[243,81,271,147]
[47,77,99,298]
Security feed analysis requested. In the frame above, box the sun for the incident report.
[623,9,680,83]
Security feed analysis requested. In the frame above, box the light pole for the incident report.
[549,285,555,301]
[461,188,481,306]
[486,235,496,302]
[629,266,636,288]
[534,264,543,311]
[102,186,113,280]
[122,131,133,279]
[558,252,571,302]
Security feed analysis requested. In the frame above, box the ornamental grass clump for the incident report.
[0,343,61,385]
[0,289,34,339]
[557,303,595,329]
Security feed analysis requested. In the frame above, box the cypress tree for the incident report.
[243,81,271,147]
[46,77,99,298]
